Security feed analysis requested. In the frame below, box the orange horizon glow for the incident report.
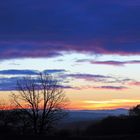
[0,102,138,111]
[67,101,139,110]
[0,87,140,110]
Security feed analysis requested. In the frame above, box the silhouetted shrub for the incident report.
[129,104,140,116]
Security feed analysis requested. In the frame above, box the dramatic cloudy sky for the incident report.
[0,0,140,109]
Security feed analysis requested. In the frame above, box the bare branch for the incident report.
[11,73,69,134]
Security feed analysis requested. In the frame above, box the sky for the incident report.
[0,0,140,110]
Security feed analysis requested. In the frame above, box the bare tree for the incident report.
[11,73,69,134]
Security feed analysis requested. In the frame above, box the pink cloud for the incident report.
[128,82,140,86]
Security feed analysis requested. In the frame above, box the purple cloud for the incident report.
[0,70,39,75]
[0,77,23,91]
[0,77,72,91]
[67,73,133,83]
[72,85,128,90]
[94,86,128,90]
[0,69,134,91]
[67,74,111,82]
[0,69,66,75]
[76,59,140,66]
[0,0,139,59]
[90,60,140,66]
[43,69,66,74]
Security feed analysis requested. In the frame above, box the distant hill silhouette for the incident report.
[63,109,128,122]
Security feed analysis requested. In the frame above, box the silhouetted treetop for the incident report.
[129,104,140,116]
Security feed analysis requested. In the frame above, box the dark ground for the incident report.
[1,134,140,140]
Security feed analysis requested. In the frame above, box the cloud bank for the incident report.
[0,0,140,59]
[0,69,138,91]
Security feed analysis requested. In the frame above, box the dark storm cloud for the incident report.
[0,0,139,59]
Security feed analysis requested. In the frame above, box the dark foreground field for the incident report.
[1,110,140,140]
[1,134,140,140]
